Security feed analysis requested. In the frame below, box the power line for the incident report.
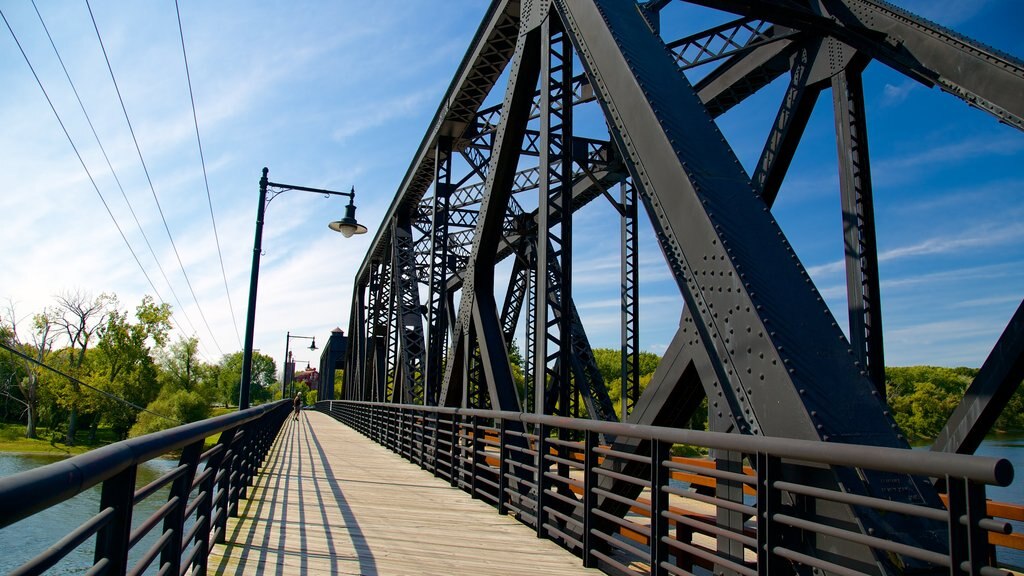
[0,8,170,335]
[174,0,243,350]
[0,340,180,424]
[28,0,207,346]
[84,0,225,357]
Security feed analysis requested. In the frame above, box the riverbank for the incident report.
[0,407,236,456]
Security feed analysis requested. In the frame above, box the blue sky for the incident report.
[0,0,1021,375]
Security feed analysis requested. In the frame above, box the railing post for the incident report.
[498,417,509,515]
[536,422,549,538]
[93,465,137,574]
[449,413,459,488]
[947,476,989,576]
[161,440,202,575]
[213,428,238,543]
[651,439,670,576]
[757,452,786,576]
[582,428,597,567]
[470,416,481,498]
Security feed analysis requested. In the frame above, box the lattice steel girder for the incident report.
[686,0,1024,130]
[439,10,544,413]
[559,0,901,447]
[556,0,945,563]
[392,216,427,404]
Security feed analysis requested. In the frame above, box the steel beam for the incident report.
[832,62,885,393]
[933,301,1024,455]
[556,0,945,568]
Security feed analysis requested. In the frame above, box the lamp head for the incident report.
[328,188,367,238]
[309,337,317,351]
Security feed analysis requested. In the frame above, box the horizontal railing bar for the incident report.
[664,509,756,547]
[544,487,584,510]
[545,523,583,550]
[134,464,188,505]
[0,399,289,529]
[337,401,1012,485]
[83,557,108,576]
[594,467,651,488]
[773,480,947,522]
[10,506,115,576]
[127,528,173,576]
[663,484,756,515]
[593,507,650,538]
[664,459,754,485]
[773,546,871,576]
[774,513,949,566]
[181,513,206,549]
[179,542,202,576]
[590,525,649,558]
[183,490,206,522]
[129,496,179,548]
[593,486,649,512]
[593,445,648,464]
[589,547,636,576]
[664,536,756,576]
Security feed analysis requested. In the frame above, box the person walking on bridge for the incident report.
[293,392,302,421]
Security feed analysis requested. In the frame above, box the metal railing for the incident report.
[319,400,1017,576]
[0,399,291,576]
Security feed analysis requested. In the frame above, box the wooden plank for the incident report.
[207,411,601,575]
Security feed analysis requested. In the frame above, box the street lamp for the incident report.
[284,332,317,398]
[239,167,368,410]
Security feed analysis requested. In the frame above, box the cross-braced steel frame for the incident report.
[340,1,1023,572]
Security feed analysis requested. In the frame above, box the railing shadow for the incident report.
[207,412,377,575]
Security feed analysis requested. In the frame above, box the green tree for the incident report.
[91,296,170,438]
[217,351,277,407]
[159,337,202,392]
[129,388,210,437]
[886,366,973,442]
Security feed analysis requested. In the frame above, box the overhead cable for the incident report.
[174,0,244,350]
[29,0,206,344]
[0,341,180,424]
[85,0,226,357]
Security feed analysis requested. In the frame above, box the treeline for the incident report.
[586,349,1022,442]
[0,292,279,444]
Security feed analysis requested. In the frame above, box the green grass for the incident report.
[0,423,111,455]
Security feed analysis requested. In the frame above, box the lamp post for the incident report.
[240,167,367,410]
[284,332,317,398]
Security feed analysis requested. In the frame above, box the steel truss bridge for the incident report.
[336,0,1024,572]
[2,1,1023,575]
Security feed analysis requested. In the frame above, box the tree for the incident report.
[129,388,210,437]
[92,296,171,439]
[159,337,202,393]
[54,291,113,444]
[217,351,277,407]
[0,303,58,439]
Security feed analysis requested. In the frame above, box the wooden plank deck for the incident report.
[208,410,601,575]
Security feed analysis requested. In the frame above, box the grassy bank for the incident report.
[0,408,240,456]
[0,423,119,455]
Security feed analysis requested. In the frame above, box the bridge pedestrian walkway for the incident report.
[207,410,600,575]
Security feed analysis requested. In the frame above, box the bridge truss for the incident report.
[340,0,1022,572]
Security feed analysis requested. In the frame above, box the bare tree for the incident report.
[1,301,57,439]
[54,291,113,444]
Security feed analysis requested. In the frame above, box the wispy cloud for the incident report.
[881,79,919,107]
[806,222,1024,278]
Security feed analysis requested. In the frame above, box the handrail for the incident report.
[0,399,291,576]
[320,400,1019,576]
[0,400,285,529]
[340,401,1013,486]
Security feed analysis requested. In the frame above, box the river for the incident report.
[0,436,1021,573]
